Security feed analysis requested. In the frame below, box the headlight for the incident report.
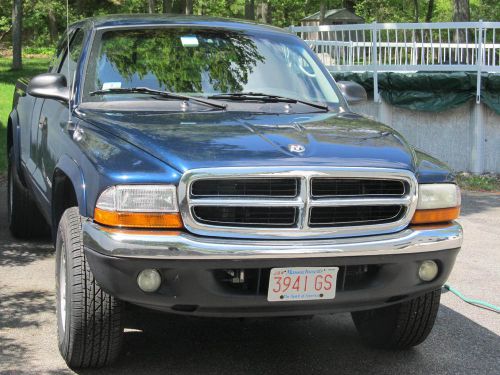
[94,185,182,229]
[411,184,461,224]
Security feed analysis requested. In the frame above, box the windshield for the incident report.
[83,27,340,106]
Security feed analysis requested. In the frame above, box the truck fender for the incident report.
[53,154,87,218]
[8,110,24,181]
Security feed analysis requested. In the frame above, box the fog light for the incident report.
[418,260,439,282]
[137,269,162,292]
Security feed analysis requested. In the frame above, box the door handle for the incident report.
[38,117,48,130]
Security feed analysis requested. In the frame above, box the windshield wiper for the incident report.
[207,92,329,111]
[89,87,227,110]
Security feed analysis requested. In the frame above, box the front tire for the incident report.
[351,289,441,349]
[56,207,123,368]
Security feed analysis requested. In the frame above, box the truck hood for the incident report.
[78,109,416,173]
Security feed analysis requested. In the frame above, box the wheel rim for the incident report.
[59,243,67,333]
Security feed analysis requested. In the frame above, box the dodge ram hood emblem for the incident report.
[288,144,306,153]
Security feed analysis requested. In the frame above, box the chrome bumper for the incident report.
[83,221,462,260]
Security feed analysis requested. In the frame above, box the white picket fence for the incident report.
[289,21,500,102]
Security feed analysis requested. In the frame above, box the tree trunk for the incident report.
[185,0,193,15]
[413,0,419,22]
[48,8,58,44]
[425,0,434,22]
[343,1,356,12]
[12,0,22,70]
[245,0,255,20]
[162,0,172,13]
[148,0,156,13]
[453,0,470,59]
[453,0,470,21]
[265,1,272,24]
[319,1,327,25]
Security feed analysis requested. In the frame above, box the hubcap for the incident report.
[59,244,67,333]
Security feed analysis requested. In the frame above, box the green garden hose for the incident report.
[443,284,500,313]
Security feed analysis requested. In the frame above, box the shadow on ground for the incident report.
[0,290,54,369]
[460,191,500,216]
[66,304,499,375]
[0,240,53,267]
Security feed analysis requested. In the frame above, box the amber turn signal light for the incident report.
[94,207,183,229]
[411,206,460,225]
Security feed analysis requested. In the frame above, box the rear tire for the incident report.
[56,207,123,368]
[7,149,50,238]
[351,289,441,349]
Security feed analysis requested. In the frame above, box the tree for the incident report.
[185,0,193,15]
[453,0,470,21]
[245,0,255,20]
[319,1,327,24]
[425,0,434,22]
[48,8,57,43]
[12,0,22,70]
[343,0,356,12]
[163,0,173,13]
[148,0,156,13]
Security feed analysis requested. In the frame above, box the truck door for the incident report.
[33,29,85,201]
[27,33,68,190]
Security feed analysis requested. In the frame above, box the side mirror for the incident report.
[27,73,70,103]
[337,81,367,104]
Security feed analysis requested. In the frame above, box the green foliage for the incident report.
[0,15,10,32]
[22,46,56,56]
[457,173,500,192]
[0,0,499,56]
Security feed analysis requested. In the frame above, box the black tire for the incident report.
[56,207,123,368]
[352,289,441,349]
[7,149,50,238]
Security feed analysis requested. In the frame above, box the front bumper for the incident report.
[83,221,462,317]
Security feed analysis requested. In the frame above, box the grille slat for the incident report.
[193,206,297,227]
[192,178,298,197]
[309,205,404,227]
[311,178,405,197]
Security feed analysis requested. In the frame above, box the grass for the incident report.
[456,173,500,192]
[0,57,50,172]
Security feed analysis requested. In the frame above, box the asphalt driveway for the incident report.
[0,188,499,374]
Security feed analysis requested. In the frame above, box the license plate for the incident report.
[267,267,339,302]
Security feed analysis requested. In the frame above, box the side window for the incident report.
[48,33,69,72]
[58,29,85,90]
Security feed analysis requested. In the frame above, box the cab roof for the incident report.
[72,14,289,35]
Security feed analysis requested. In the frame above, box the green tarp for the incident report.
[330,72,500,115]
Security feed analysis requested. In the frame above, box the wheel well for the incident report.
[52,169,79,233]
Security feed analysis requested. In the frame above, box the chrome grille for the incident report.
[178,167,418,239]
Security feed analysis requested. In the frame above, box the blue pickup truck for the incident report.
[9,15,462,368]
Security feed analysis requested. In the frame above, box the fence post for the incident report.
[476,20,483,104]
[471,20,485,174]
[371,22,380,102]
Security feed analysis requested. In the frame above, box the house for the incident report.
[301,8,365,27]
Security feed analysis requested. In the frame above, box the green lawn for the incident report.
[0,57,50,172]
